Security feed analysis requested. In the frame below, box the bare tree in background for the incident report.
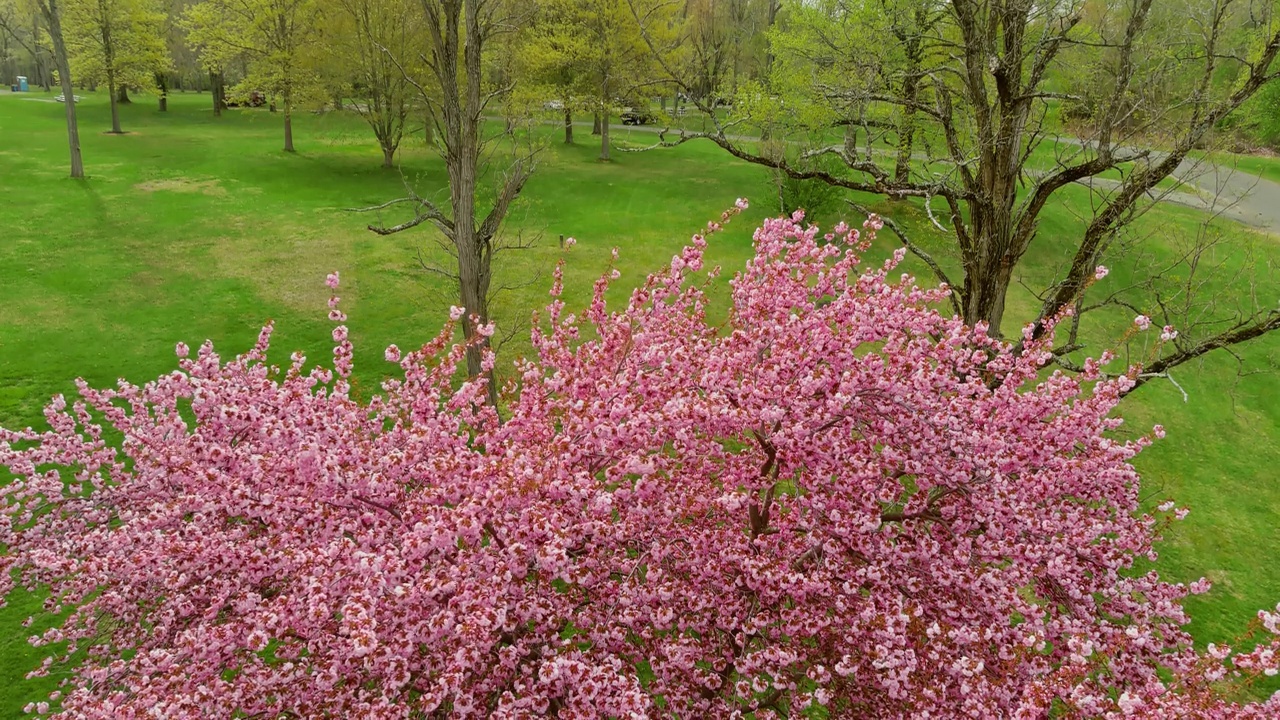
[35,0,85,177]
[329,0,418,167]
[635,0,1280,391]
[358,0,536,406]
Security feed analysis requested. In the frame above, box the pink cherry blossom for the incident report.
[325,271,340,289]
[1135,314,1152,330]
[1095,265,1110,280]
[2,209,1277,718]
[1162,325,1179,341]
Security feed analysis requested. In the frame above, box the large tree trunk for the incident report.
[116,84,129,104]
[591,112,601,135]
[282,89,294,151]
[959,195,1019,332]
[961,256,1014,332]
[599,109,610,161]
[211,71,223,116]
[41,0,83,178]
[107,75,122,133]
[381,142,395,167]
[894,74,919,184]
[100,2,122,133]
[156,72,167,111]
[563,107,572,144]
[449,140,496,405]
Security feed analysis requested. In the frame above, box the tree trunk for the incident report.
[599,109,610,161]
[424,113,433,144]
[41,0,84,178]
[563,107,572,144]
[282,90,294,151]
[592,112,601,135]
[381,142,395,167]
[116,84,129,104]
[107,75,122,133]
[894,44,922,185]
[450,149,497,407]
[156,72,167,111]
[961,260,1014,333]
[211,71,223,116]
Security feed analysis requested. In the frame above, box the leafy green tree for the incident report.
[325,0,419,166]
[63,0,167,132]
[535,0,669,160]
[184,0,323,151]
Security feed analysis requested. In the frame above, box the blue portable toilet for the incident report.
[17,76,28,92]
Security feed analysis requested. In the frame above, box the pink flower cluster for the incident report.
[2,210,1277,718]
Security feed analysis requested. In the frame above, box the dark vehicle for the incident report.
[225,90,267,108]
[620,106,655,125]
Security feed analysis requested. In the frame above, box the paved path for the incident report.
[589,118,1280,231]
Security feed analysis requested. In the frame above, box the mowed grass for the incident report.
[1,89,1278,714]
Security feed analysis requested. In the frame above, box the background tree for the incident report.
[640,0,1280,390]
[519,0,591,145]
[0,0,51,88]
[35,0,85,177]
[542,0,669,161]
[325,0,417,167]
[358,0,536,405]
[183,0,323,151]
[63,0,168,133]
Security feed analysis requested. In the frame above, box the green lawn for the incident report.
[1,88,1278,715]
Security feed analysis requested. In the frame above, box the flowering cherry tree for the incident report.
[3,204,1279,718]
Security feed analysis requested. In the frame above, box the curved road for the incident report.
[589,118,1280,232]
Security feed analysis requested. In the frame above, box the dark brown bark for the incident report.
[893,74,918,184]
[599,108,610,161]
[107,75,122,133]
[381,143,395,167]
[115,84,129,104]
[591,112,601,134]
[563,107,572,144]
[211,71,224,116]
[282,90,294,151]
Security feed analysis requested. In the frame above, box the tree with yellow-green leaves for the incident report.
[324,0,420,167]
[183,0,323,151]
[529,0,673,161]
[63,0,168,133]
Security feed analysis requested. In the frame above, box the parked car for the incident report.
[620,106,655,125]
[225,90,266,108]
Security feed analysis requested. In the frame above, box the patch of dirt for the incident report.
[134,177,227,196]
